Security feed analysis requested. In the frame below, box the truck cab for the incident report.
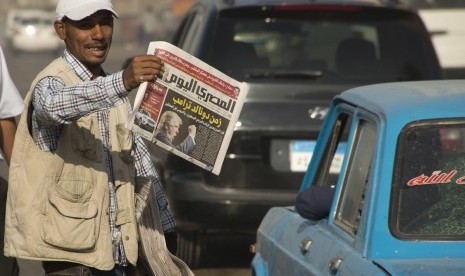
[252,80,465,275]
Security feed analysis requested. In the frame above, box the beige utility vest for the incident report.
[4,58,139,270]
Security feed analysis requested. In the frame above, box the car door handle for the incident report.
[329,256,343,274]
[299,237,312,254]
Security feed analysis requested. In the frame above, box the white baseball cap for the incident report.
[56,0,119,21]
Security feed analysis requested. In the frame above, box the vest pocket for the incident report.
[42,187,98,250]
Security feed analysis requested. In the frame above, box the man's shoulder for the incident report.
[155,131,170,143]
[34,57,66,80]
[33,57,79,88]
[42,57,70,75]
[155,131,168,139]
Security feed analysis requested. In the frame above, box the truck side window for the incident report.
[335,120,376,235]
[295,112,352,221]
[314,113,352,187]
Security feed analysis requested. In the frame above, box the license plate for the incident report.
[289,140,316,172]
[290,140,346,173]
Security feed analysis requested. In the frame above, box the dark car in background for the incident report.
[152,0,442,267]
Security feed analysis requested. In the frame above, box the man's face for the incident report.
[166,123,180,141]
[54,10,114,74]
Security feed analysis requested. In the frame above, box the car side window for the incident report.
[334,119,376,236]
[174,7,205,54]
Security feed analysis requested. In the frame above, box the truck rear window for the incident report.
[393,121,465,239]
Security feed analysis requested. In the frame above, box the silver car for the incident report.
[6,9,62,55]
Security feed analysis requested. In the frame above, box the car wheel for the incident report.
[177,230,201,268]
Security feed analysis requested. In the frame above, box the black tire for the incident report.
[176,230,202,268]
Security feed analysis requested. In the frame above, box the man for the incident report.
[0,46,24,276]
[3,0,182,275]
[154,111,196,155]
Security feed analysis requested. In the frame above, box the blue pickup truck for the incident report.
[251,80,465,275]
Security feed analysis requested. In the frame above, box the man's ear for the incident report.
[54,20,66,40]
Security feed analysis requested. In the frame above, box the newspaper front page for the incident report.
[127,41,249,175]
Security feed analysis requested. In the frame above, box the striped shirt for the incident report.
[31,50,176,266]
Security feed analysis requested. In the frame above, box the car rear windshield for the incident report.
[207,5,440,82]
[392,121,465,240]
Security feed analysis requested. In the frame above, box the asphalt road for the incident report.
[17,259,250,276]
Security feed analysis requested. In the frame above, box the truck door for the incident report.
[299,111,381,275]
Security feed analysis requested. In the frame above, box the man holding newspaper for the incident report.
[3,0,193,275]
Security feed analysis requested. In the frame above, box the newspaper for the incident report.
[127,41,249,175]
